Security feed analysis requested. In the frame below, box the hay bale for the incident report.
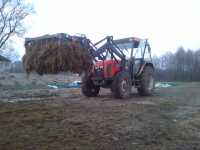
[23,34,93,75]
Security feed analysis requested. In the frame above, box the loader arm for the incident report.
[90,36,126,61]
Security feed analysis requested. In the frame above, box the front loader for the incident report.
[82,36,155,99]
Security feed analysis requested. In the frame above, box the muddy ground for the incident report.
[0,74,200,150]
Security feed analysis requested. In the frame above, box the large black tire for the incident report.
[81,74,100,97]
[137,66,155,96]
[111,71,131,99]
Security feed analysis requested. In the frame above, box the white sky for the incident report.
[17,0,200,57]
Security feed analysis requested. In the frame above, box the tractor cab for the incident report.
[115,37,153,78]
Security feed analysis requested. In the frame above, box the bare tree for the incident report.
[0,0,33,49]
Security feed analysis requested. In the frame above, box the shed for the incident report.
[0,55,10,63]
[0,55,10,71]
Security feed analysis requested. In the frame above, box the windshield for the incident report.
[116,39,146,59]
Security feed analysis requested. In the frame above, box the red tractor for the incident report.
[81,36,155,99]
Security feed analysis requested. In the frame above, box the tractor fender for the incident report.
[136,62,154,77]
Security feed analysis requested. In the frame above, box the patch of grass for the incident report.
[159,101,177,111]
[0,102,66,150]
[0,102,106,150]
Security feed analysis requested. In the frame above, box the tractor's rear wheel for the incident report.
[81,74,100,97]
[111,71,131,99]
[137,66,155,96]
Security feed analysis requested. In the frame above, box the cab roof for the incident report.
[113,37,145,49]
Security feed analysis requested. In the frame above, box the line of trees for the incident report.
[153,47,200,81]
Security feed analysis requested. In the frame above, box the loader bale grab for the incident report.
[23,33,93,75]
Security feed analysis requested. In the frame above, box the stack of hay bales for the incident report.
[23,33,93,75]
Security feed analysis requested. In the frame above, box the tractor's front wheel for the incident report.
[137,66,155,96]
[81,74,100,97]
[111,71,131,99]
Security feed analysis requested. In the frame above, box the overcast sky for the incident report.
[17,0,200,57]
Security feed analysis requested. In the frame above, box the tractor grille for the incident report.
[94,68,104,78]
[106,64,111,78]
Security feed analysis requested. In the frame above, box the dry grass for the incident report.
[23,37,92,75]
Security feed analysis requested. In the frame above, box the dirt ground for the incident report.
[0,74,200,150]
